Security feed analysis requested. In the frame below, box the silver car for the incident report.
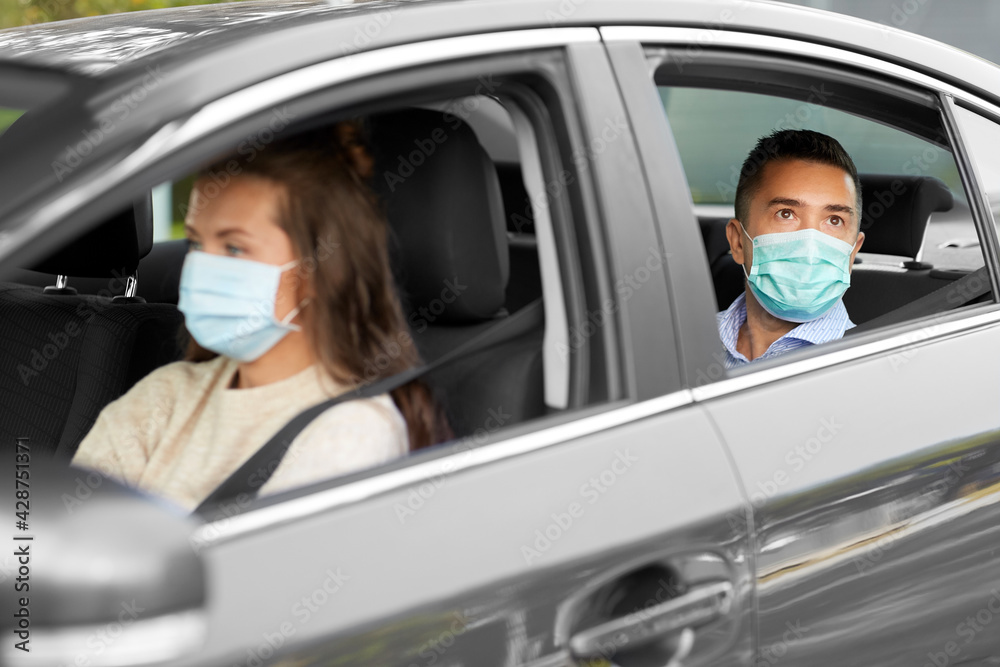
[1,1,999,665]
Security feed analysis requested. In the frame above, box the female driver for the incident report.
[71,137,448,512]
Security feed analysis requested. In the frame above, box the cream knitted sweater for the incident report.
[71,356,408,512]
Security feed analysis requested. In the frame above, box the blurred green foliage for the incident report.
[0,108,24,133]
[0,0,242,30]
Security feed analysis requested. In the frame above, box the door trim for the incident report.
[194,389,694,545]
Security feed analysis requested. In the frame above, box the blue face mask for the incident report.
[739,222,855,323]
[178,251,308,362]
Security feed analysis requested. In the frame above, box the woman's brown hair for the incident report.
[183,129,450,450]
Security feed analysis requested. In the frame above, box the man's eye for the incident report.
[829,216,844,226]
[225,244,244,256]
[778,209,794,219]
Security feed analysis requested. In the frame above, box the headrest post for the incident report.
[111,271,145,304]
[124,273,138,299]
[42,275,78,295]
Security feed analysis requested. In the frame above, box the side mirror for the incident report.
[0,457,207,666]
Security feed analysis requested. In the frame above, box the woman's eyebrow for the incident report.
[214,227,253,238]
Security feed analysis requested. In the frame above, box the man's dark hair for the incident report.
[734,129,862,230]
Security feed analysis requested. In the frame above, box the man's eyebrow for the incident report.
[766,197,803,208]
[766,198,855,216]
[825,203,855,216]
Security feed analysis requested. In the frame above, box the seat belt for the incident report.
[194,298,544,516]
[848,265,992,335]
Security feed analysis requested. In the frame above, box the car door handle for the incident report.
[567,580,733,659]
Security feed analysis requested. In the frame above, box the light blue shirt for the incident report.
[716,292,854,369]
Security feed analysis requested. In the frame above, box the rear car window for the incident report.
[659,86,975,270]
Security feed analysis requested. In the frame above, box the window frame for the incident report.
[17,30,660,538]
[602,27,1000,398]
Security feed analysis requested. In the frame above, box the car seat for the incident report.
[843,174,954,323]
[368,108,546,438]
[0,196,183,458]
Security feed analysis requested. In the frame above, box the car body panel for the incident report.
[702,322,1000,665]
[194,400,749,666]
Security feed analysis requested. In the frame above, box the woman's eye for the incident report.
[225,244,244,256]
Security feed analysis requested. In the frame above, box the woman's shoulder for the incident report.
[131,356,233,395]
[320,393,406,436]
[297,392,408,454]
[260,393,408,495]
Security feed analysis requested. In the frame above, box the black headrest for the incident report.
[30,194,153,278]
[859,174,953,258]
[369,108,508,324]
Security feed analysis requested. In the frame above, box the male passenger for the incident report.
[719,129,865,368]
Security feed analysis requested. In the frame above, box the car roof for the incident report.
[1,0,999,257]
[0,0,997,106]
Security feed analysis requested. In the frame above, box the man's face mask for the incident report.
[739,221,855,323]
[178,251,307,362]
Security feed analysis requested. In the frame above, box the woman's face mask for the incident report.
[178,251,307,362]
[738,221,855,323]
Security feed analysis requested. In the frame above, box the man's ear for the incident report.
[726,218,746,265]
[848,231,865,273]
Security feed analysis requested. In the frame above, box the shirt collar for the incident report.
[716,291,854,358]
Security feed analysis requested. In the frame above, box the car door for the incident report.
[182,34,751,667]
[0,22,752,667]
[605,26,1000,667]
